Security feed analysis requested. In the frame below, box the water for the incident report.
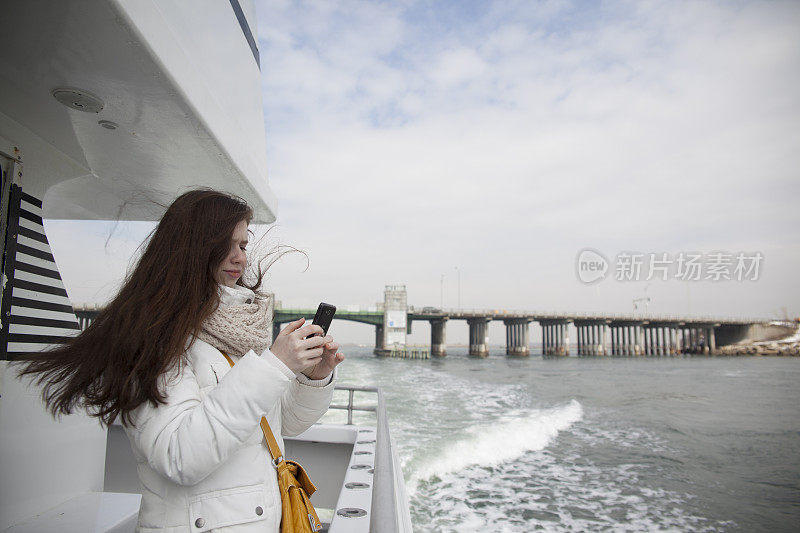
[321,348,800,532]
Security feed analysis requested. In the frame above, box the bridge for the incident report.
[272,306,783,357]
[73,284,788,358]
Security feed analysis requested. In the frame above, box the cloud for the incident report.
[251,0,800,341]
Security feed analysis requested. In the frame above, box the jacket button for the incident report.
[255,506,263,516]
[195,517,205,528]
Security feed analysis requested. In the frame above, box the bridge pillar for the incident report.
[559,323,564,355]
[541,320,569,356]
[585,324,591,356]
[694,327,699,353]
[585,325,590,356]
[649,327,655,355]
[637,325,643,356]
[620,326,626,356]
[430,318,448,357]
[655,327,662,355]
[660,327,667,356]
[701,327,708,354]
[610,326,616,355]
[654,327,660,356]
[541,324,547,355]
[522,321,532,356]
[708,326,716,355]
[693,328,703,354]
[652,327,659,356]
[557,323,563,355]
[545,323,552,355]
[546,323,553,356]
[602,324,608,355]
[505,319,530,356]
[682,328,688,353]
[621,326,628,356]
[650,327,656,356]
[594,324,600,355]
[586,325,592,356]
[374,324,385,355]
[595,324,602,355]
[468,317,491,357]
[630,326,637,356]
[680,327,687,354]
[602,324,607,355]
[670,327,677,355]
[667,326,673,355]
[669,326,678,355]
[696,327,703,354]
[628,326,634,355]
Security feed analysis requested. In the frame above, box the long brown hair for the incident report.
[17,189,270,426]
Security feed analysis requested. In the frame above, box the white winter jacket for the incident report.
[124,286,336,532]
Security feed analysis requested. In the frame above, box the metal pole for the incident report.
[348,389,354,425]
[455,266,461,309]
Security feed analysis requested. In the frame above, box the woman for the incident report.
[19,189,344,532]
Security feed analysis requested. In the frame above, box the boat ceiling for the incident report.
[0,0,277,223]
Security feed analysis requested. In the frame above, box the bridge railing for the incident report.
[408,307,774,324]
[72,304,776,329]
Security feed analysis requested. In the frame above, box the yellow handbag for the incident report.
[221,353,323,532]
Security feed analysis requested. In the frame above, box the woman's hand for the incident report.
[302,340,345,381]
[270,318,333,375]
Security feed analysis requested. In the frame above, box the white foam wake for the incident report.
[408,399,583,494]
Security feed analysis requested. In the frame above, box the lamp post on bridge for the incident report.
[454,266,461,309]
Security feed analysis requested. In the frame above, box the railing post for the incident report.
[347,389,354,425]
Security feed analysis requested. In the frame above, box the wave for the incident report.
[408,399,583,493]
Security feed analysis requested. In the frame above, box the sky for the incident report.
[46,0,800,345]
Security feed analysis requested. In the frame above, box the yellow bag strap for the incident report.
[221,352,285,465]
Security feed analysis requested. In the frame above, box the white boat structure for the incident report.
[0,1,412,531]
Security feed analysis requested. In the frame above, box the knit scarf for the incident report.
[196,293,272,357]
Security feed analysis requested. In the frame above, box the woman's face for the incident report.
[216,220,249,287]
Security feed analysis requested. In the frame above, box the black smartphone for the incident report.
[307,302,336,338]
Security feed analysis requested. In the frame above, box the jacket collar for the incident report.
[219,284,256,306]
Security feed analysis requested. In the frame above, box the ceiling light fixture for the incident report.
[51,87,104,113]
